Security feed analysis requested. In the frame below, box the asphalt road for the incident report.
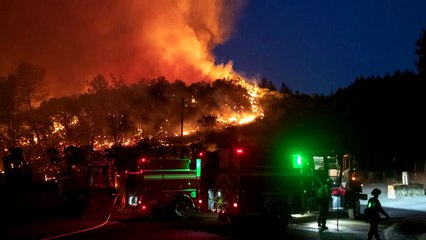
[2,182,426,240]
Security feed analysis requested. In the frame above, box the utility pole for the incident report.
[180,97,184,145]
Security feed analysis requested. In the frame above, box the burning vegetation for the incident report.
[0,63,288,187]
[0,0,275,158]
[0,0,292,186]
[0,63,285,157]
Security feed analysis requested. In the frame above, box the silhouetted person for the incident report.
[317,178,332,230]
[366,188,389,240]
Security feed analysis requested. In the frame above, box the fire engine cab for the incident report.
[313,153,367,219]
[204,146,367,227]
[114,157,202,220]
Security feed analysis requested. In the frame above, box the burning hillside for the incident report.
[34,76,280,150]
[0,0,289,152]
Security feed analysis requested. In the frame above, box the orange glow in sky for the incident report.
[0,0,246,97]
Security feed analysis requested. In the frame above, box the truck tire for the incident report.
[171,197,193,220]
[268,200,291,228]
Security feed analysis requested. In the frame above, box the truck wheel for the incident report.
[172,198,193,220]
[268,200,290,228]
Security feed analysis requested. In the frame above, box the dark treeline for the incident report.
[221,69,425,176]
[330,70,425,173]
[218,28,426,175]
[0,29,425,177]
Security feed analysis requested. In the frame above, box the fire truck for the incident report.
[204,146,367,227]
[114,156,203,220]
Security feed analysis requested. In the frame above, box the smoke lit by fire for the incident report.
[0,0,246,97]
[0,0,283,152]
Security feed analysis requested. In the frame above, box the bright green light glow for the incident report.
[196,158,201,177]
[191,191,197,198]
[292,154,303,168]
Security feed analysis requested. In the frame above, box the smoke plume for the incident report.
[0,0,245,97]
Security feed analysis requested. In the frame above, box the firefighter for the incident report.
[317,178,332,230]
[366,188,390,240]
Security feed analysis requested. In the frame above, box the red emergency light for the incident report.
[138,157,147,163]
[235,148,244,154]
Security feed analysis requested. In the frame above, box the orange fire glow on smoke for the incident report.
[0,0,247,97]
[1,0,274,138]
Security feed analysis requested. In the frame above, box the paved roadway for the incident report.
[361,183,426,240]
[2,182,426,240]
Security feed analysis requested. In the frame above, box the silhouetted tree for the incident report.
[15,62,47,147]
[415,28,426,78]
[86,74,110,93]
[198,114,217,129]
[279,82,292,95]
[0,74,20,147]
[259,77,276,91]
[110,73,125,90]
[106,111,132,147]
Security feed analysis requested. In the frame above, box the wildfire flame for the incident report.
[1,0,278,150]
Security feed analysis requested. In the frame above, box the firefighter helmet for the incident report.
[371,188,382,196]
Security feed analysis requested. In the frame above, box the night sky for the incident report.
[214,0,426,95]
[1,0,426,97]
